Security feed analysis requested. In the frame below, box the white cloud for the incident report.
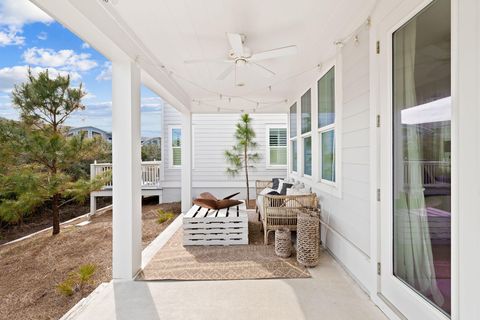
[0,27,25,46]
[0,0,53,28]
[96,62,112,81]
[81,42,90,49]
[0,65,81,93]
[37,31,47,40]
[23,47,98,72]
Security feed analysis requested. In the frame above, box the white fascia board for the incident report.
[32,0,191,113]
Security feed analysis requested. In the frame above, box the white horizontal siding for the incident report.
[162,106,287,200]
[320,28,371,256]
[290,27,373,291]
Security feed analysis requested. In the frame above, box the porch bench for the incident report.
[183,202,248,246]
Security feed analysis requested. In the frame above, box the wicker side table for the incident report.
[275,228,292,258]
[297,208,320,267]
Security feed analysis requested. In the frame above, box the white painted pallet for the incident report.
[183,202,248,246]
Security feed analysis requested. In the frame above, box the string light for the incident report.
[135,15,372,111]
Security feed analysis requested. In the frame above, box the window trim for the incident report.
[302,133,313,178]
[266,125,288,169]
[169,125,182,169]
[318,128,336,186]
[290,138,298,173]
[300,89,312,135]
[318,67,337,185]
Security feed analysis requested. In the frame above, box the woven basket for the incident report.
[297,208,320,267]
[275,228,292,258]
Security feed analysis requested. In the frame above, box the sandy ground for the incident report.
[0,202,180,320]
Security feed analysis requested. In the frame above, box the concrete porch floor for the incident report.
[65,251,387,320]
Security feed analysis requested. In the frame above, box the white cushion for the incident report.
[293,182,304,189]
[287,187,310,196]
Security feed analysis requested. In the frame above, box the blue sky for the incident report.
[0,0,162,137]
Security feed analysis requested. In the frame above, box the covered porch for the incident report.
[30,0,480,319]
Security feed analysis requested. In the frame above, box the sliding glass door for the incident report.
[380,0,451,318]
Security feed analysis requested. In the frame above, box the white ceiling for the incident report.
[45,0,376,113]
[108,0,376,112]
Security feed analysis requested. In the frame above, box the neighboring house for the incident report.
[142,136,161,146]
[161,104,287,202]
[68,126,112,142]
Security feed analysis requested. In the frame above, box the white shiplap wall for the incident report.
[290,27,373,291]
[161,105,287,202]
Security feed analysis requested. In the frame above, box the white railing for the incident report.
[403,160,450,186]
[90,160,163,189]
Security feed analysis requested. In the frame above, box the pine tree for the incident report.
[0,69,109,235]
[224,113,260,206]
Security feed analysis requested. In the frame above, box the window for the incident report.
[318,67,336,182]
[303,136,312,176]
[267,127,287,167]
[289,103,297,138]
[170,127,181,167]
[291,140,297,172]
[301,89,311,134]
[321,130,335,181]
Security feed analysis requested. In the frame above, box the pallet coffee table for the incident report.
[183,201,248,246]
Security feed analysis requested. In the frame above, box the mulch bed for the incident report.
[0,197,112,245]
[0,200,180,320]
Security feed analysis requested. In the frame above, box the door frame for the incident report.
[373,0,456,319]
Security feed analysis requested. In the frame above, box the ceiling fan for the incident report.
[184,33,297,86]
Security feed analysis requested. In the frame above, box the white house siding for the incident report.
[289,27,373,292]
[161,105,288,202]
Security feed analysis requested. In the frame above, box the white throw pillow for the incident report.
[260,187,275,196]
[276,179,285,193]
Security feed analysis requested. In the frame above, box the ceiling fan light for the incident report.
[236,59,247,67]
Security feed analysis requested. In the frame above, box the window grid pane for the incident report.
[270,147,287,165]
[318,67,335,128]
[292,140,297,172]
[290,103,297,138]
[172,147,181,166]
[321,130,335,181]
[269,128,287,147]
[303,136,312,176]
[172,128,182,166]
[301,89,311,134]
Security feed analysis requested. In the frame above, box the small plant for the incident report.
[56,263,97,297]
[157,209,175,224]
[56,279,75,296]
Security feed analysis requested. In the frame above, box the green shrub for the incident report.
[56,279,74,296]
[56,263,97,297]
[157,209,175,224]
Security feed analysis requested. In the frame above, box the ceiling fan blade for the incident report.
[216,65,234,80]
[250,45,297,61]
[249,62,276,78]
[184,57,229,64]
[227,33,244,57]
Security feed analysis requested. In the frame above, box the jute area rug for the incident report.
[137,211,310,281]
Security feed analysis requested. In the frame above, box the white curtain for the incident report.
[393,20,444,306]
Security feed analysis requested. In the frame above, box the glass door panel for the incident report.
[392,0,451,315]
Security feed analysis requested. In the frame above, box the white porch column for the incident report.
[181,111,192,212]
[111,60,142,280]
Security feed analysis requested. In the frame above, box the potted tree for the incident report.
[224,113,260,209]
